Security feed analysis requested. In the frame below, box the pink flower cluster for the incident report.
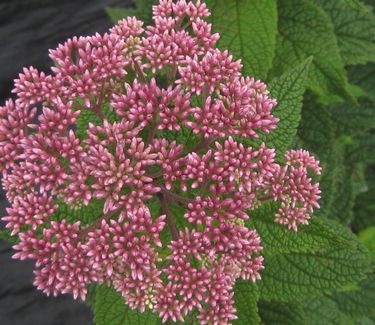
[0,0,321,324]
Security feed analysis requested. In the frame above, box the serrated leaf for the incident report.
[330,100,375,136]
[51,199,104,226]
[106,0,157,25]
[358,227,375,261]
[258,300,307,325]
[247,203,372,302]
[260,57,311,156]
[75,104,119,140]
[304,296,352,325]
[332,274,375,319]
[349,63,375,102]
[353,169,375,232]
[0,229,19,244]
[273,0,353,102]
[94,285,161,325]
[315,0,375,65]
[206,0,277,80]
[233,280,260,325]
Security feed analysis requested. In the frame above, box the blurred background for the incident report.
[0,1,130,324]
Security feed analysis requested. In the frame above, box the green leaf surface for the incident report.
[50,199,104,226]
[258,300,307,325]
[349,63,375,102]
[106,0,157,24]
[353,169,375,232]
[304,296,352,325]
[233,280,260,325]
[273,0,353,102]
[332,274,375,319]
[0,229,18,244]
[247,203,372,302]
[315,0,375,65]
[358,227,375,261]
[206,0,277,80]
[261,57,311,156]
[94,285,161,325]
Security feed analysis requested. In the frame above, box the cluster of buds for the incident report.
[0,0,321,323]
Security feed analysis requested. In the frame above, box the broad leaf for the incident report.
[349,62,375,102]
[315,0,375,65]
[94,285,161,325]
[206,0,277,80]
[273,0,353,102]
[304,296,352,325]
[258,300,307,325]
[106,0,157,24]
[262,57,311,156]
[234,280,260,325]
[247,203,372,302]
[358,227,375,261]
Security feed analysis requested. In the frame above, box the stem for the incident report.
[199,180,209,197]
[146,114,159,146]
[190,135,215,154]
[166,65,178,85]
[157,192,179,241]
[258,196,273,202]
[147,171,163,179]
[92,79,107,121]
[161,186,193,205]
[133,57,146,83]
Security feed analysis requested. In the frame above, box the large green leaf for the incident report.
[273,0,352,102]
[233,280,260,325]
[206,0,277,80]
[106,0,157,24]
[258,300,307,325]
[304,274,375,325]
[261,57,311,156]
[247,203,372,302]
[304,296,352,325]
[94,285,161,325]
[315,0,375,65]
[349,63,375,102]
[297,94,375,225]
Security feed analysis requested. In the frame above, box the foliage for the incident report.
[0,0,374,324]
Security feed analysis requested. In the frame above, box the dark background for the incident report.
[0,1,131,324]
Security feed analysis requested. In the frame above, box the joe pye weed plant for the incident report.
[1,0,375,324]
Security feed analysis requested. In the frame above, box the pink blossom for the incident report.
[0,0,322,323]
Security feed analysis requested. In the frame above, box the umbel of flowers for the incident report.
[0,0,321,323]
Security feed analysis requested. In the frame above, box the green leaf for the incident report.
[261,57,311,156]
[304,296,352,325]
[349,63,375,102]
[304,274,375,324]
[315,0,375,65]
[75,103,119,140]
[247,203,372,302]
[258,300,307,325]
[353,169,375,232]
[331,274,375,319]
[50,199,104,226]
[94,285,161,325]
[206,0,277,80]
[106,0,157,25]
[233,280,260,325]
[330,100,375,136]
[0,229,19,244]
[273,0,353,102]
[358,227,375,261]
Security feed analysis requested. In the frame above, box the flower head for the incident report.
[1,1,320,323]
